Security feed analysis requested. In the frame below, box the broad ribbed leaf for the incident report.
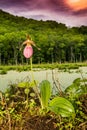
[39,80,51,109]
[49,97,75,117]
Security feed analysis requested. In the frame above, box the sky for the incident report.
[0,0,87,27]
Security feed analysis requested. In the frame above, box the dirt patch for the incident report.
[24,115,58,130]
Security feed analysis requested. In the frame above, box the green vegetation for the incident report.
[0,9,87,65]
[39,80,52,109]
[0,62,87,73]
[65,78,87,100]
[49,97,75,117]
[0,77,86,129]
[0,69,7,74]
[0,9,87,129]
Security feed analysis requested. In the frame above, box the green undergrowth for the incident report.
[0,77,87,129]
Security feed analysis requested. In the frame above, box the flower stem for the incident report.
[30,57,34,81]
[30,57,41,104]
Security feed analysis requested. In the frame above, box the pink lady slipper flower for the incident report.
[21,35,40,58]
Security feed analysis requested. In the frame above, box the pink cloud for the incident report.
[0,0,87,26]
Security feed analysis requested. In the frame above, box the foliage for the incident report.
[38,80,75,118]
[49,97,75,117]
[39,80,52,109]
[0,77,87,129]
[0,8,87,129]
[65,77,87,100]
[0,69,7,74]
[0,10,87,64]
[1,63,87,73]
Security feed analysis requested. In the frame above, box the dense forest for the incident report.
[0,9,87,64]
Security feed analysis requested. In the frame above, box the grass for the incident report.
[0,62,87,73]
[0,69,7,74]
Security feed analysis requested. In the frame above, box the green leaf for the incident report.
[18,80,38,88]
[18,82,29,88]
[24,88,30,95]
[39,80,52,109]
[49,97,75,117]
[65,78,87,97]
[29,80,38,87]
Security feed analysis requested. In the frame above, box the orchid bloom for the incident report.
[22,35,40,58]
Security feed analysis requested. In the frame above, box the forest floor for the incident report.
[0,89,87,130]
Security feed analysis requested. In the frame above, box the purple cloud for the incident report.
[0,0,87,26]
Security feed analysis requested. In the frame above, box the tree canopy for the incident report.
[0,9,87,64]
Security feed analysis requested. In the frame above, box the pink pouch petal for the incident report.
[23,46,33,58]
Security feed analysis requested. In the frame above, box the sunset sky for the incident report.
[0,0,87,27]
